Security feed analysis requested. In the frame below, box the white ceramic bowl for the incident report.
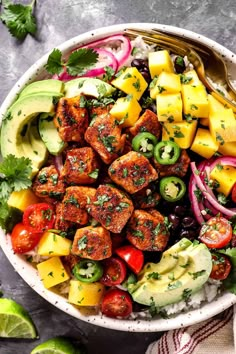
[1,23,236,332]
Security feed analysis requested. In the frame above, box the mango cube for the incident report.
[208,94,225,114]
[180,70,202,86]
[210,165,236,196]
[156,93,183,122]
[68,280,104,306]
[181,84,209,118]
[209,108,236,143]
[150,71,181,98]
[191,128,219,159]
[37,256,70,289]
[148,50,174,78]
[162,120,198,149]
[218,141,236,157]
[7,189,40,212]
[111,67,148,100]
[37,231,72,256]
[110,95,141,128]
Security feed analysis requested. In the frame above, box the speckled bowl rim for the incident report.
[1,23,236,332]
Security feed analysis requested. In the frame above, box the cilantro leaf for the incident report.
[0,0,37,40]
[45,48,63,75]
[0,154,32,200]
[66,48,99,76]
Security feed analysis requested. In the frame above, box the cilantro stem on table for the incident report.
[45,48,99,76]
[0,0,37,40]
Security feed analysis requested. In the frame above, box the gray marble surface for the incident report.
[0,0,236,353]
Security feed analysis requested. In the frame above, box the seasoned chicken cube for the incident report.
[108,151,158,194]
[63,254,81,275]
[85,110,126,164]
[61,186,96,224]
[88,184,134,233]
[129,109,161,139]
[71,226,112,260]
[32,165,65,200]
[126,209,169,251]
[153,149,190,178]
[54,95,88,143]
[54,203,77,232]
[61,147,100,185]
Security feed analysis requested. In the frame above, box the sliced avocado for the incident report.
[38,113,67,155]
[1,92,62,176]
[128,239,212,308]
[64,78,116,98]
[19,79,64,98]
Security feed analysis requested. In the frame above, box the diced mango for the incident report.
[150,72,181,98]
[68,280,104,307]
[218,141,236,157]
[208,94,225,114]
[37,231,72,257]
[209,108,236,143]
[181,84,209,118]
[7,189,40,212]
[37,256,70,289]
[156,93,183,122]
[111,67,148,100]
[180,70,202,86]
[148,50,174,78]
[110,95,142,128]
[191,128,219,159]
[162,120,198,149]
[210,165,236,196]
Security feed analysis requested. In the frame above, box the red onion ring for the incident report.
[189,174,205,224]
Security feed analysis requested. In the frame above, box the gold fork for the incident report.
[124,28,236,113]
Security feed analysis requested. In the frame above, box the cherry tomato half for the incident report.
[199,216,232,249]
[11,223,41,254]
[210,254,232,280]
[100,257,127,286]
[23,203,55,233]
[101,289,133,318]
[231,183,236,203]
[115,245,144,274]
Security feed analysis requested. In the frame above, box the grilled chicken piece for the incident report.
[63,254,81,275]
[32,165,65,200]
[85,108,126,164]
[153,149,190,178]
[126,209,169,251]
[132,187,161,209]
[71,226,112,260]
[108,151,158,194]
[87,184,134,233]
[54,95,88,143]
[61,186,96,224]
[61,147,100,185]
[54,202,76,232]
[129,109,161,139]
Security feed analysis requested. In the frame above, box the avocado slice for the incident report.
[64,78,116,98]
[1,92,62,176]
[128,239,212,308]
[19,79,64,98]
[38,113,67,156]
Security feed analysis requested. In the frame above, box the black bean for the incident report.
[181,216,198,229]
[140,70,151,83]
[174,205,186,217]
[179,229,196,240]
[168,214,180,229]
[174,56,186,74]
[131,58,148,69]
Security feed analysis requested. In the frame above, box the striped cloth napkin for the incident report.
[146,306,235,354]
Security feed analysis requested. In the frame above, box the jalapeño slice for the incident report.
[154,140,180,165]
[159,176,186,202]
[72,260,103,283]
[132,132,158,158]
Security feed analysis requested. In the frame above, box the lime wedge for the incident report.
[31,337,83,354]
[0,298,37,338]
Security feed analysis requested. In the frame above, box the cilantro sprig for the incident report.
[45,48,99,76]
[0,0,37,40]
[0,155,32,231]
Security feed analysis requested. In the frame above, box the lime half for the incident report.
[0,298,37,338]
[31,337,83,354]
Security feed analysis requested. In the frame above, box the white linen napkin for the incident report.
[146,306,236,354]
